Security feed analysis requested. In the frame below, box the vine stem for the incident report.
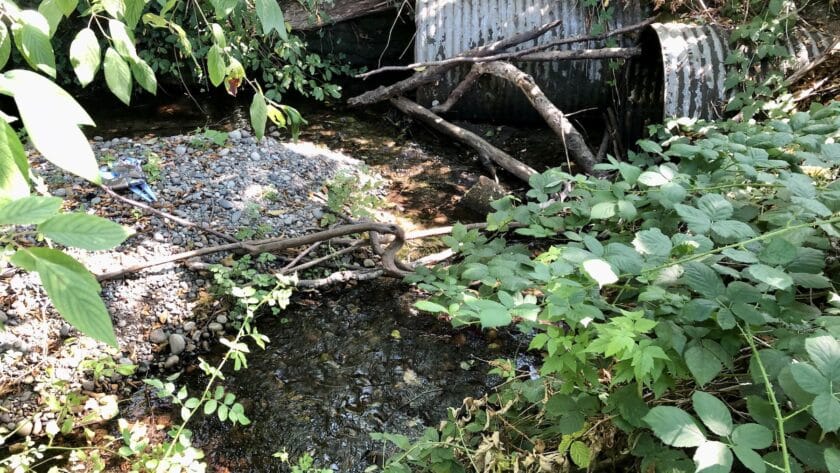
[162,280,282,459]
[738,324,791,473]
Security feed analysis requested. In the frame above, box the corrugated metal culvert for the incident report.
[622,23,833,144]
[415,0,647,121]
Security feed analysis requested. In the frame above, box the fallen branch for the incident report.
[357,17,654,78]
[97,222,411,281]
[347,18,564,106]
[514,47,641,62]
[475,61,599,174]
[431,66,483,113]
[389,96,537,182]
[296,270,384,288]
[100,185,239,243]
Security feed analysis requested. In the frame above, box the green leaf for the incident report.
[731,423,772,449]
[129,57,156,94]
[805,336,840,381]
[582,259,618,288]
[38,213,131,250]
[0,120,30,201]
[692,391,732,436]
[747,264,793,290]
[711,220,755,241]
[123,0,144,29]
[56,0,79,16]
[0,22,12,70]
[204,399,217,415]
[471,300,511,328]
[590,201,616,219]
[812,392,840,432]
[643,406,706,447]
[104,47,132,105]
[569,441,591,468]
[3,70,99,183]
[38,0,63,37]
[250,91,267,140]
[674,204,711,234]
[207,45,225,87]
[415,301,447,313]
[108,20,138,60]
[632,228,672,257]
[11,11,56,77]
[694,441,732,473]
[721,248,758,263]
[637,139,662,154]
[730,303,765,325]
[732,445,765,473]
[790,362,830,395]
[210,23,226,47]
[759,238,796,266]
[825,449,840,473]
[638,171,670,186]
[0,195,61,224]
[697,194,733,221]
[255,0,287,39]
[69,28,100,87]
[101,0,126,19]
[13,247,116,347]
[616,200,636,219]
[685,346,722,387]
[683,262,725,298]
[210,0,239,19]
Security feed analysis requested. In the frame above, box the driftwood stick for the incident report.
[515,47,641,61]
[390,97,537,182]
[432,65,483,113]
[280,241,322,273]
[99,185,239,243]
[475,61,599,174]
[296,270,385,288]
[348,18,564,106]
[357,18,654,78]
[97,222,411,281]
[282,241,367,275]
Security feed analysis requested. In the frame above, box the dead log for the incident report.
[347,18,564,107]
[475,61,599,174]
[282,0,395,30]
[389,96,538,182]
[357,17,654,78]
[515,47,641,62]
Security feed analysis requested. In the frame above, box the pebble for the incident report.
[218,199,234,210]
[208,322,224,333]
[169,334,186,355]
[228,130,242,141]
[15,419,33,437]
[251,152,261,160]
[175,145,187,155]
[183,321,196,332]
[149,329,167,344]
[164,355,180,369]
[82,380,95,391]
[215,315,227,324]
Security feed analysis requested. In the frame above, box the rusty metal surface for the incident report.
[415,0,647,121]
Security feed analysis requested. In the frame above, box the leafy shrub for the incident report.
[380,102,840,472]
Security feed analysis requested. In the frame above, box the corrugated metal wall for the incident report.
[415,0,647,121]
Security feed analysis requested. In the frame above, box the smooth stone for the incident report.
[208,322,224,333]
[164,355,180,369]
[175,145,187,155]
[82,380,95,391]
[183,321,196,332]
[169,334,186,355]
[250,152,261,160]
[218,199,234,210]
[228,130,242,141]
[149,329,167,344]
[15,420,33,437]
[215,315,227,324]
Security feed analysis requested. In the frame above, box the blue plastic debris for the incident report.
[100,157,157,202]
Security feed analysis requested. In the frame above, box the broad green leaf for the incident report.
[711,220,755,241]
[12,247,116,347]
[674,204,711,234]
[39,213,131,250]
[732,445,765,473]
[414,301,447,313]
[101,0,126,19]
[104,47,132,105]
[731,302,765,325]
[731,423,772,449]
[210,23,226,47]
[123,0,145,29]
[0,120,29,200]
[805,336,840,381]
[38,0,63,37]
[721,248,758,263]
[759,238,796,265]
[825,449,840,473]
[210,0,239,19]
[108,20,138,60]
[69,28,100,87]
[569,441,591,468]
[697,194,733,220]
[616,200,636,219]
[3,70,98,183]
[638,170,669,186]
[747,264,793,290]
[56,0,79,16]
[11,11,56,77]
[250,91,267,140]
[0,195,62,224]
[582,259,618,288]
[129,57,156,94]
[590,201,616,219]
[637,139,662,154]
[790,362,830,395]
[683,262,725,298]
[692,392,732,436]
[207,45,226,87]
[694,441,732,473]
[685,346,722,387]
[643,406,706,447]
[0,23,10,69]
[632,228,672,257]
[812,392,840,432]
[472,300,511,328]
[204,399,217,415]
[255,0,288,39]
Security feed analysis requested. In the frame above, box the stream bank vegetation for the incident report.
[0,0,838,472]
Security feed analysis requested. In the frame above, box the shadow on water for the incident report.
[186,283,518,472]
